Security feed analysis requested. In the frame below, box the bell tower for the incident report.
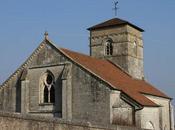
[88,18,144,79]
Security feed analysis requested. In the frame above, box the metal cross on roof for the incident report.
[113,1,119,17]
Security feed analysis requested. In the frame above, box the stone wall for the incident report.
[110,91,134,126]
[0,112,145,130]
[0,41,67,114]
[27,65,64,117]
[135,107,159,130]
[0,72,20,112]
[71,65,111,125]
[145,95,172,130]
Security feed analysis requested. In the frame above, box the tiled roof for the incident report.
[87,18,144,32]
[60,48,170,107]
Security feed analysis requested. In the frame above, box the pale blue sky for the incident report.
[0,0,174,104]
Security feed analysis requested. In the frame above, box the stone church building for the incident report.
[0,18,174,130]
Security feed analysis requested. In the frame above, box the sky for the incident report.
[0,0,174,105]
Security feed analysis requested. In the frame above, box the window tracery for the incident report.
[40,71,55,104]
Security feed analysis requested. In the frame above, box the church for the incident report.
[0,18,174,130]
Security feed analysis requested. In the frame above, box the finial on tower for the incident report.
[113,1,119,17]
[44,31,49,40]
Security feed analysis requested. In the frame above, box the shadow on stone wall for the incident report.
[0,111,146,130]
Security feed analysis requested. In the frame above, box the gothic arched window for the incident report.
[40,72,55,104]
[105,39,113,56]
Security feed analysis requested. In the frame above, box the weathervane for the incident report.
[113,1,119,17]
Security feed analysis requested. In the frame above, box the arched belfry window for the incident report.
[105,39,113,56]
[40,71,55,104]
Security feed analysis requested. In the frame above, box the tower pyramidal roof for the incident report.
[87,18,144,32]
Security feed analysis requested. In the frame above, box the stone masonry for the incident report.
[89,24,144,80]
[0,111,146,130]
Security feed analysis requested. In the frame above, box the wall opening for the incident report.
[50,85,55,103]
[105,39,113,56]
[44,86,49,103]
[40,71,55,104]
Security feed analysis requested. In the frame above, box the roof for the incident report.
[0,39,170,107]
[59,47,170,107]
[87,18,144,32]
